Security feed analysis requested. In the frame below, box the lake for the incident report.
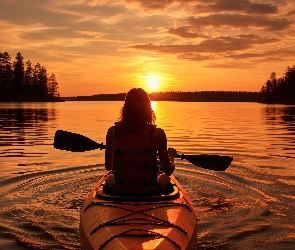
[0,101,295,249]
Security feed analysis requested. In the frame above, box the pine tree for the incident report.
[48,73,59,98]
[24,60,34,98]
[0,52,14,97]
[13,52,25,98]
[260,65,295,103]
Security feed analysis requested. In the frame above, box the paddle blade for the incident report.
[176,154,232,171]
[54,130,105,152]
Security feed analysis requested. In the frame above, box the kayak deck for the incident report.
[79,171,198,250]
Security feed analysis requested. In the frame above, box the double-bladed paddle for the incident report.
[53,130,232,171]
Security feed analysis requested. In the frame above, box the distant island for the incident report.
[61,91,261,102]
[0,52,60,102]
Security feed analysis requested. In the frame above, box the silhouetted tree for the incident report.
[284,65,295,101]
[24,60,34,96]
[86,91,260,102]
[13,52,25,97]
[0,52,14,96]
[48,74,59,98]
[33,63,48,98]
[260,65,295,103]
[0,51,60,101]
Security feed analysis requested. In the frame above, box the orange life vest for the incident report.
[113,123,158,195]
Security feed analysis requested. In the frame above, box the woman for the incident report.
[105,88,177,195]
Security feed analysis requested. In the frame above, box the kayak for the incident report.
[79,171,198,250]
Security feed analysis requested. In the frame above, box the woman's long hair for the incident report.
[118,88,156,133]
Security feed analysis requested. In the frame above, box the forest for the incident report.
[260,65,295,104]
[63,91,260,102]
[0,52,60,102]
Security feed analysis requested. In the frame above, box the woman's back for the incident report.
[105,88,176,195]
[112,123,158,194]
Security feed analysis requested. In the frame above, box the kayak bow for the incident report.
[79,171,198,250]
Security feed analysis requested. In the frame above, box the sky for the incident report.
[1,0,295,96]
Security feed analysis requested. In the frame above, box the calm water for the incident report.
[0,101,295,250]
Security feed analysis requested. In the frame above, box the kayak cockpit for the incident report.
[80,173,198,250]
[96,180,179,202]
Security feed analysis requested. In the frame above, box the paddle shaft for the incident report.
[54,130,232,171]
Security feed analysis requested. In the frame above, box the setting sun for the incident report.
[145,74,161,92]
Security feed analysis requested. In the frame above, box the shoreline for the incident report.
[0,100,65,103]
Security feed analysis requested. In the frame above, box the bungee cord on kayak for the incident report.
[99,228,181,249]
[86,201,191,235]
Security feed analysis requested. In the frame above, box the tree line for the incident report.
[260,65,295,104]
[62,91,260,102]
[0,52,60,101]
[149,91,260,102]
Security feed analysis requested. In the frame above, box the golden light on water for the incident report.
[151,101,156,112]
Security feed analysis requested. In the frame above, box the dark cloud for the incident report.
[168,26,208,38]
[205,62,253,68]
[182,46,295,67]
[194,0,278,14]
[124,0,278,14]
[225,52,266,59]
[287,10,295,16]
[178,53,215,61]
[129,34,279,54]
[129,33,287,66]
[226,49,295,60]
[187,14,293,31]
[124,0,176,10]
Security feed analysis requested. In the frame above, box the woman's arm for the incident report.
[105,126,115,170]
[154,128,176,176]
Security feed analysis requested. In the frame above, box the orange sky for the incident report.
[1,0,295,96]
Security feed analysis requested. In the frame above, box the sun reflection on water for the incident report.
[151,101,156,112]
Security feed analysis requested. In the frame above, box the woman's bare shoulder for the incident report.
[106,126,116,138]
[153,127,167,139]
[107,125,115,133]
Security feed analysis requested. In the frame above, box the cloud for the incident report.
[124,0,176,10]
[287,10,295,16]
[205,62,251,68]
[178,53,215,61]
[129,34,280,54]
[0,20,65,48]
[168,26,208,38]
[193,0,278,14]
[226,49,295,60]
[187,14,293,31]
[128,33,285,67]
[205,61,253,68]
[76,30,128,43]
[123,0,279,15]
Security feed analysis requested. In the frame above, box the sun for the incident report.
[145,74,161,92]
